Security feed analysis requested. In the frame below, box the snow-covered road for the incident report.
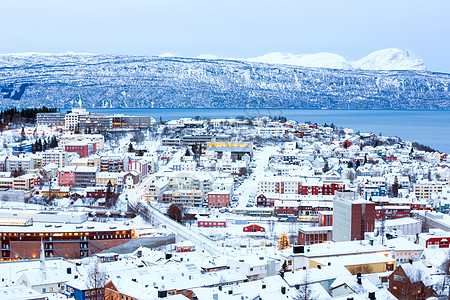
[127,148,227,256]
[234,146,276,208]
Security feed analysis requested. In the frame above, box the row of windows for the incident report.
[93,234,131,239]
[198,222,226,226]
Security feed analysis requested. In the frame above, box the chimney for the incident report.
[357,272,362,285]
[368,292,376,300]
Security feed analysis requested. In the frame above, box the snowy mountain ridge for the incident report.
[242,49,425,71]
[0,52,448,110]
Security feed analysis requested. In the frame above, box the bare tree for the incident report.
[87,260,108,300]
[435,252,450,299]
[293,270,317,300]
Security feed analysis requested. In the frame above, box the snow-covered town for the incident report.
[0,107,448,300]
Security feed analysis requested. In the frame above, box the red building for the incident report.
[375,206,412,220]
[298,226,332,246]
[58,166,76,186]
[197,217,226,227]
[86,187,107,198]
[257,194,274,207]
[318,211,333,226]
[123,171,140,189]
[274,200,299,217]
[65,141,96,158]
[174,241,196,252]
[207,191,231,208]
[243,224,265,233]
[322,181,345,195]
[419,233,450,249]
[127,159,148,178]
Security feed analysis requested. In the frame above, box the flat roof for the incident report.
[0,220,134,233]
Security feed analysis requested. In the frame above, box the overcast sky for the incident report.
[2,0,449,72]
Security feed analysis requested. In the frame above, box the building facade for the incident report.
[332,191,376,242]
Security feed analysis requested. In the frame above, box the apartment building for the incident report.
[78,114,112,132]
[413,181,444,199]
[58,166,97,187]
[59,134,105,151]
[12,174,35,190]
[42,149,68,168]
[5,155,34,172]
[36,113,65,127]
[65,141,97,158]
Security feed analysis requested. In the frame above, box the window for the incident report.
[85,292,89,296]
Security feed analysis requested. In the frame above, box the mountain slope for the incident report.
[0,53,448,109]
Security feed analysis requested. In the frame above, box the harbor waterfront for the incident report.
[72,108,450,153]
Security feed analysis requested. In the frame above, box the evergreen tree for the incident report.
[392,176,400,197]
[280,260,289,273]
[191,144,198,156]
[347,161,353,169]
[20,125,26,141]
[322,162,330,173]
[105,181,113,208]
[278,231,290,250]
[128,143,134,152]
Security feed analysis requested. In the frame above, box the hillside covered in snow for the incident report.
[0,52,449,109]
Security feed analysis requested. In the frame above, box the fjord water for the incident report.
[83,109,450,153]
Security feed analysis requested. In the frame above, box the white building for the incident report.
[42,149,68,168]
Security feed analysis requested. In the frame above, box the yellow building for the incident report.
[12,174,35,190]
[33,155,43,169]
[0,177,13,190]
[309,253,395,274]
[96,172,119,187]
[36,186,70,198]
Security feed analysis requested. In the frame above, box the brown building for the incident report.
[332,191,375,242]
[298,226,332,246]
[0,217,135,260]
[388,262,435,299]
[207,191,231,208]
